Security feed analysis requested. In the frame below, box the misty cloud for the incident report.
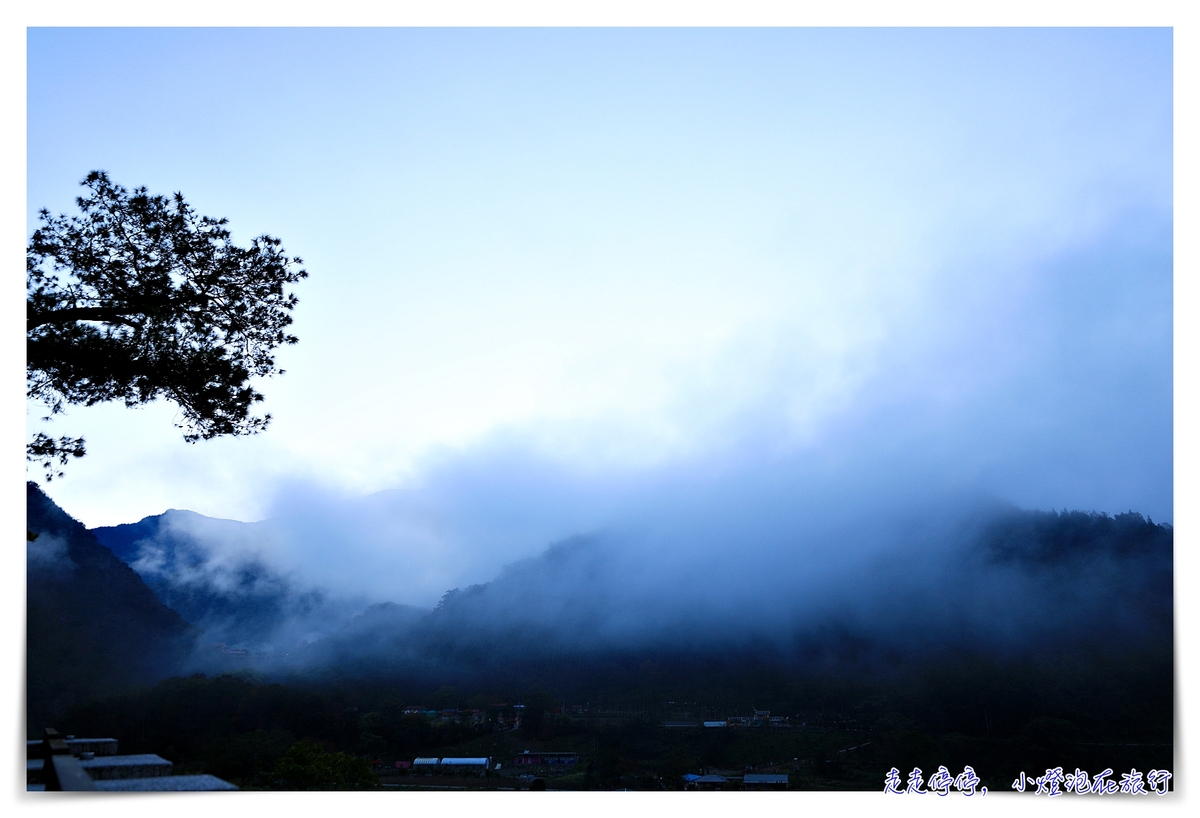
[33,29,1171,536]
[91,511,367,655]
[26,532,74,578]
[270,500,1170,686]
[83,200,1170,655]
[208,203,1171,615]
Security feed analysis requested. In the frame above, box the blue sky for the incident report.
[27,28,1172,534]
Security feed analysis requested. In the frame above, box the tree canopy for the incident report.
[27,171,307,478]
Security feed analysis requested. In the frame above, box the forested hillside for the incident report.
[26,483,196,734]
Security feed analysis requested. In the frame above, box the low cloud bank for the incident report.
[93,460,1172,682]
[291,503,1170,680]
[87,210,1171,679]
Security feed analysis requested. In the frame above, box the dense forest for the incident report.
[58,638,1171,790]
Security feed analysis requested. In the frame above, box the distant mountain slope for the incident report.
[91,510,368,658]
[26,482,196,734]
[85,511,154,563]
